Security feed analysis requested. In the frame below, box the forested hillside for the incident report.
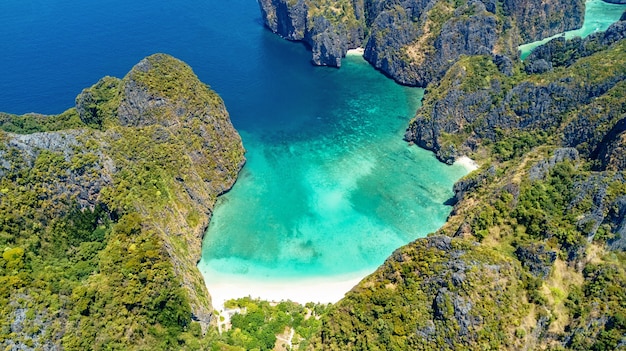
[311,16,626,351]
[1,2,625,350]
[0,54,245,349]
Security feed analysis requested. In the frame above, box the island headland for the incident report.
[0,54,245,348]
[1,0,626,349]
[260,3,626,350]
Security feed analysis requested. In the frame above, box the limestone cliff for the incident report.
[405,19,626,164]
[310,31,626,350]
[502,0,584,42]
[259,0,584,86]
[258,0,365,67]
[0,54,245,349]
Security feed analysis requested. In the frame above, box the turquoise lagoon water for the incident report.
[198,54,468,288]
[0,0,468,301]
[519,0,626,59]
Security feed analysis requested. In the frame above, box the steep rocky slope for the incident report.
[405,18,626,164]
[258,0,584,86]
[309,20,626,351]
[0,54,245,349]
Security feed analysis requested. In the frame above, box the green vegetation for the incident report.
[207,298,331,351]
[310,238,527,350]
[308,0,362,30]
[2,9,626,350]
[0,54,245,350]
[75,76,123,129]
[309,27,626,351]
[0,109,84,134]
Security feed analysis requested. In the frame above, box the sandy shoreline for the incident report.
[454,156,479,172]
[346,47,365,56]
[207,273,366,312]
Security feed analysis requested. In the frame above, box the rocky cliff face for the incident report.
[502,0,585,42]
[405,20,626,164]
[258,0,364,66]
[0,54,245,348]
[310,24,626,351]
[364,0,516,86]
[259,0,584,86]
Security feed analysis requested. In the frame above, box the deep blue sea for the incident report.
[1,0,471,304]
[3,0,624,306]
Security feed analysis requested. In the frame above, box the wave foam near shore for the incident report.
[346,47,365,56]
[454,156,479,172]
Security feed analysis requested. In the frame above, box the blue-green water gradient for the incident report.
[519,0,626,59]
[198,54,468,284]
[0,0,468,294]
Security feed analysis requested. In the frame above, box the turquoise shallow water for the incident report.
[3,0,620,302]
[197,54,468,288]
[519,0,626,59]
[0,0,468,301]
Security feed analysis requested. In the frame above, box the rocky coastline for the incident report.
[258,0,584,87]
[0,54,245,348]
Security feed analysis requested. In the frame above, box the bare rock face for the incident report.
[258,0,584,86]
[258,0,364,67]
[0,54,246,341]
[258,0,308,40]
[502,0,585,42]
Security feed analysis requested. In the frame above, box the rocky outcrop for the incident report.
[502,0,584,42]
[570,173,626,243]
[405,30,626,164]
[0,54,246,345]
[259,0,584,86]
[606,196,626,251]
[590,117,626,171]
[311,236,527,349]
[514,243,557,278]
[363,0,509,86]
[258,0,308,40]
[258,0,364,67]
[1,131,113,210]
[452,165,495,202]
[529,148,579,180]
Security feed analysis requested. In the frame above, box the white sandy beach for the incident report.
[454,156,479,172]
[346,47,365,56]
[207,273,366,312]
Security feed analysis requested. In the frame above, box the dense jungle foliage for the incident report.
[2,11,626,351]
[0,54,245,350]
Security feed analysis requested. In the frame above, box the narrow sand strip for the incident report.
[454,156,479,172]
[208,273,366,312]
[346,47,365,56]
